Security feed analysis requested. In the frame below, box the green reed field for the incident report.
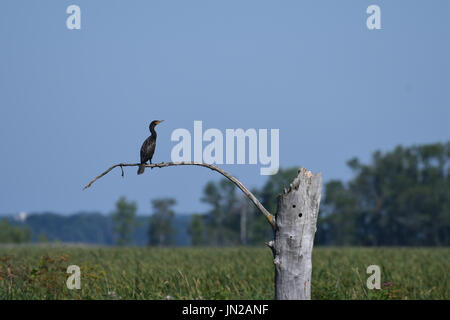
[0,246,448,300]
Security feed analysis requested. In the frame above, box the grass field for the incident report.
[0,246,448,300]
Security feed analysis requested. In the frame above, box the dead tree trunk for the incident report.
[267,168,322,299]
[84,162,321,300]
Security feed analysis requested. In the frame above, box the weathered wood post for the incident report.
[267,168,322,299]
[84,162,322,300]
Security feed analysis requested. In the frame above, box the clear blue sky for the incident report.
[0,1,449,216]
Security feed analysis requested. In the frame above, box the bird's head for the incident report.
[154,120,164,125]
[150,120,164,129]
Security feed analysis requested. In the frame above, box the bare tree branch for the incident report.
[83,161,275,228]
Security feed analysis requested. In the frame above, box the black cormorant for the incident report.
[137,120,164,175]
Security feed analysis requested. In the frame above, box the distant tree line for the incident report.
[1,212,190,245]
[188,142,450,246]
[1,142,448,246]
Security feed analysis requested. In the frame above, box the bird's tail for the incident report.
[137,164,145,175]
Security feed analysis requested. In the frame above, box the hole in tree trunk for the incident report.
[298,213,302,218]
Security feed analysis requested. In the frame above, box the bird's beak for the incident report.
[157,120,164,125]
